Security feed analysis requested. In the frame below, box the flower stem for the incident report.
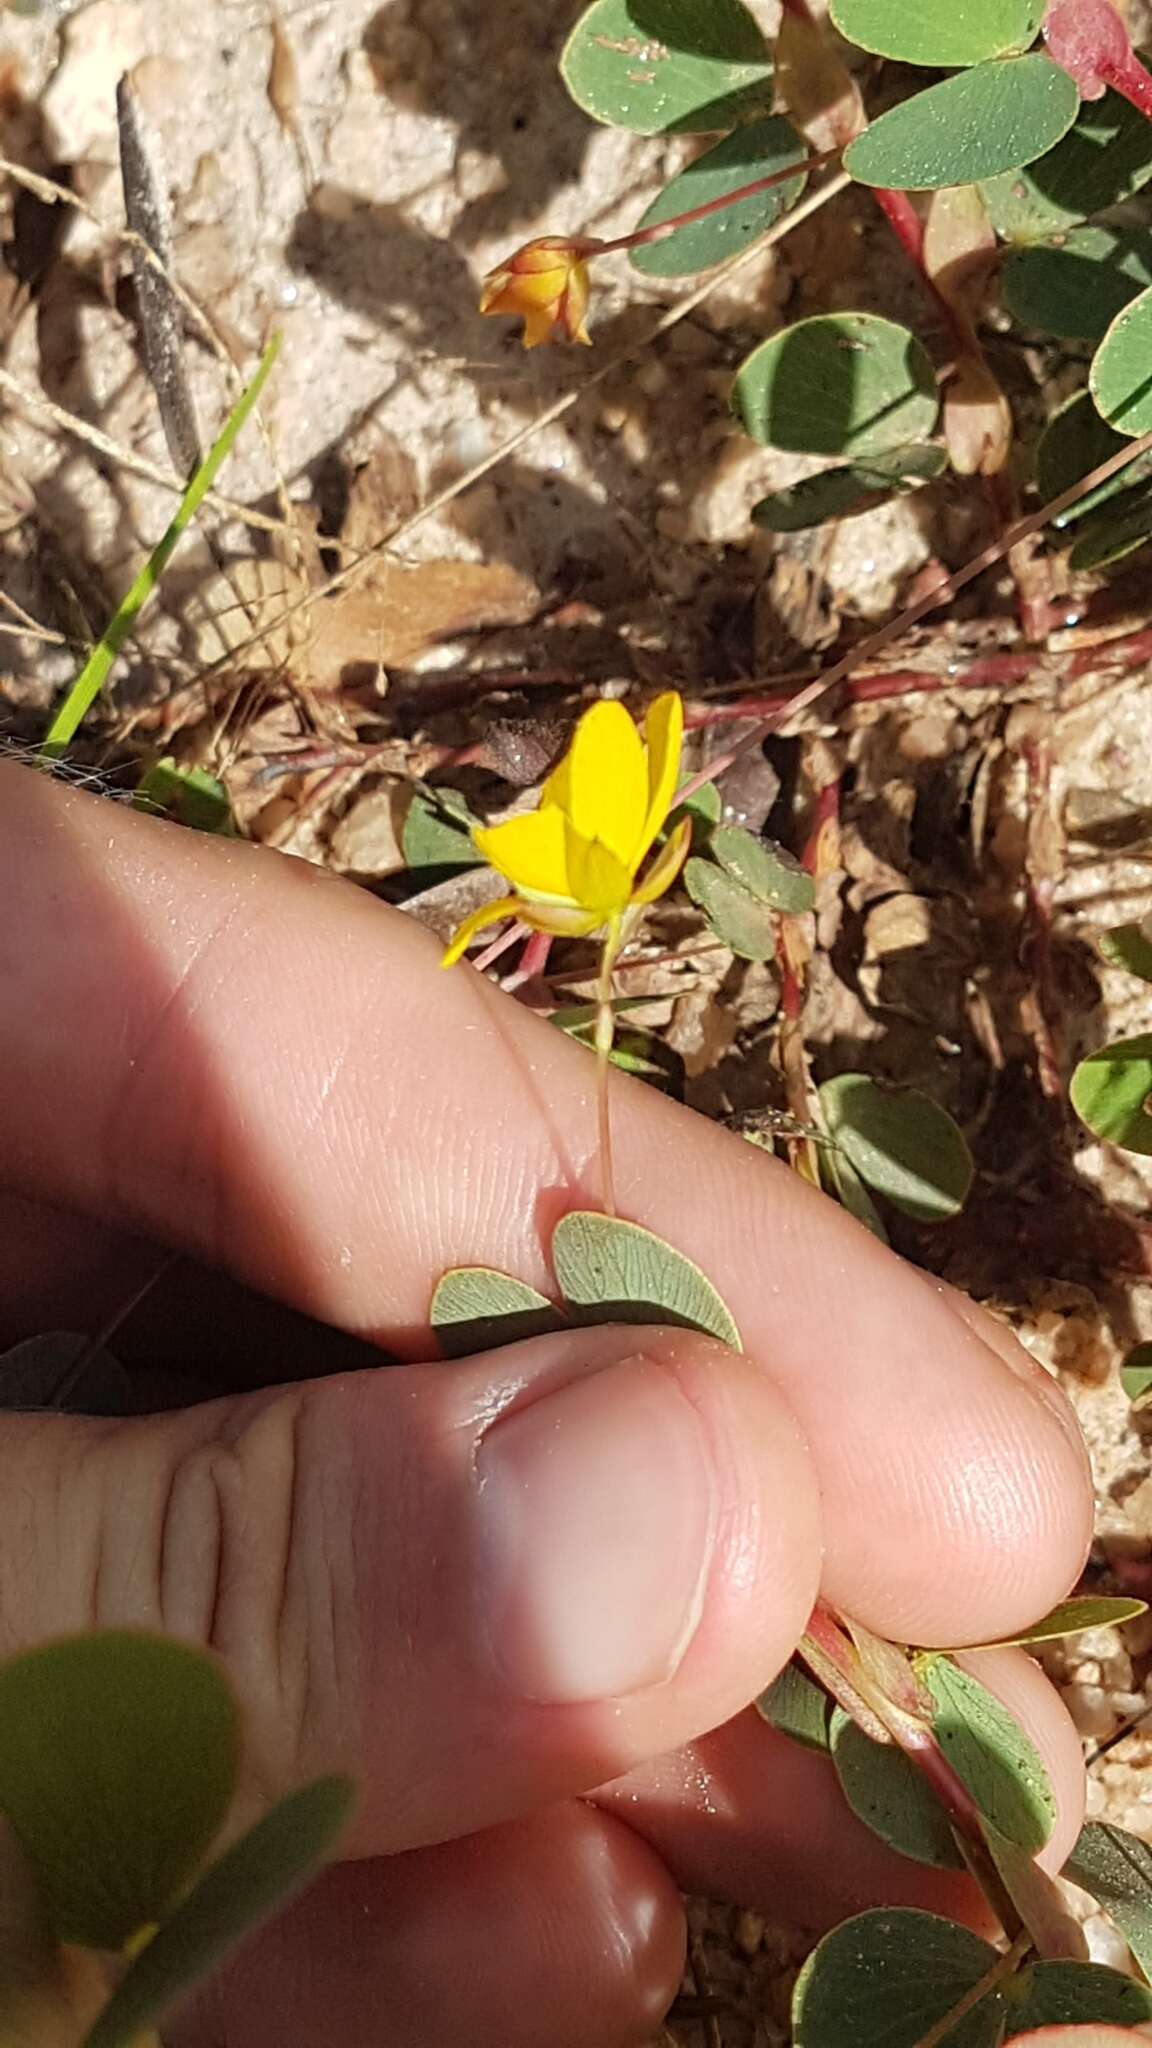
[591,149,838,257]
[595,915,624,1216]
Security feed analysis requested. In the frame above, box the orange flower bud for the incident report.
[478,236,593,349]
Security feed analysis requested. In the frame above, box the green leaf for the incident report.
[1068,490,1152,571]
[1008,1961,1152,2035]
[792,1908,1004,2048]
[560,0,773,135]
[551,1007,685,1092]
[1120,1343,1152,1405]
[42,337,280,755]
[83,1777,353,2048]
[684,856,778,960]
[1092,282,1152,437]
[819,1075,973,1223]
[1065,1822,1152,1979]
[630,116,807,277]
[0,1632,239,1950]
[1099,922,1152,983]
[1070,1034,1152,1154]
[710,827,815,912]
[402,787,481,875]
[983,73,1152,240]
[970,1596,1149,1650]
[551,1211,741,1347]
[830,1710,962,1869]
[1034,390,1147,530]
[0,1330,133,1416]
[430,1268,565,1359]
[733,313,939,460]
[844,57,1079,192]
[135,758,234,835]
[924,1659,1055,1855]
[751,446,946,533]
[1002,225,1152,342]
[668,778,721,847]
[829,0,1044,67]
[821,1145,890,1244]
[756,1660,832,1752]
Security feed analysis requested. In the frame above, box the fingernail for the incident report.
[475,1354,718,1704]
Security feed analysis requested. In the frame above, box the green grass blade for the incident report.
[40,334,281,757]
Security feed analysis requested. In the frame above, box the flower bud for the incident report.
[479,236,594,349]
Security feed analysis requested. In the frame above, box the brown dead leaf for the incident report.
[328,785,407,876]
[773,3,865,150]
[311,559,540,676]
[940,355,1013,480]
[340,437,422,550]
[185,556,539,682]
[923,188,1011,477]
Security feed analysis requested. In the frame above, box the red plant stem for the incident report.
[870,185,923,266]
[675,415,1152,805]
[1098,52,1152,120]
[682,653,1036,729]
[802,776,840,872]
[501,926,553,989]
[802,1607,1025,1939]
[1069,622,1152,677]
[591,149,839,256]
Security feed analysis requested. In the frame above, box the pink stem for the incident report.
[593,150,837,256]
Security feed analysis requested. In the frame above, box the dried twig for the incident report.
[116,76,201,475]
[0,361,289,537]
[0,590,66,647]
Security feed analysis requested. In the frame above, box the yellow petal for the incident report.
[519,304,559,349]
[543,700,648,868]
[440,895,523,967]
[631,815,691,907]
[638,692,684,860]
[561,259,592,345]
[563,826,634,914]
[473,805,572,898]
[478,268,514,315]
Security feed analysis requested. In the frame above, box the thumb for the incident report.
[0,1322,820,1855]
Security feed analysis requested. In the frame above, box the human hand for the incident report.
[0,761,1092,2047]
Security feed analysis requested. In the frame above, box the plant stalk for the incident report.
[588,149,839,257]
[594,914,624,1216]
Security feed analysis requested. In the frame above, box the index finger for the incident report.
[0,762,1091,1646]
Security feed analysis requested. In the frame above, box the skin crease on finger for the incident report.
[0,764,1093,1660]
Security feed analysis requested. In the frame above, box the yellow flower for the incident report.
[441,692,691,966]
[478,236,594,349]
